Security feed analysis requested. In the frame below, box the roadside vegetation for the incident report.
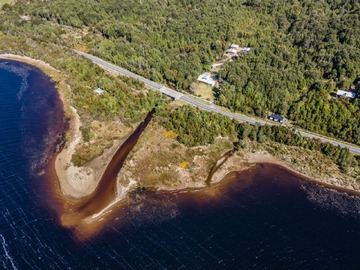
[0,4,165,165]
[156,105,236,147]
[2,0,358,145]
[0,0,358,180]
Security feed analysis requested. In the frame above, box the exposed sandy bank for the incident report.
[206,151,285,185]
[0,54,57,73]
[54,106,98,198]
[0,54,101,198]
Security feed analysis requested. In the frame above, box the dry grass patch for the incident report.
[194,83,214,101]
[117,121,234,189]
[73,44,89,53]
[72,121,133,166]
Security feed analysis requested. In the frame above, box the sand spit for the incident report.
[54,106,99,198]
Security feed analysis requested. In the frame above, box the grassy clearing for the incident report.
[72,121,133,166]
[0,0,12,7]
[195,83,214,101]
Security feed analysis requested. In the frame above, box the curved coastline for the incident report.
[1,54,359,240]
[0,53,96,198]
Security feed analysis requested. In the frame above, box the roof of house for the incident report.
[197,73,216,86]
[336,90,356,99]
[94,87,105,95]
[269,114,286,121]
[226,48,238,54]
[230,44,240,49]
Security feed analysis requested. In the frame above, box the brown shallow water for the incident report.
[46,111,154,239]
[44,108,360,243]
[47,143,360,242]
[43,102,360,241]
[3,58,360,269]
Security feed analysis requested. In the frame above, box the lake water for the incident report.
[0,59,360,269]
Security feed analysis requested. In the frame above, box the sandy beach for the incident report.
[0,54,99,198]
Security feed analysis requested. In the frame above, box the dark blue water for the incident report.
[0,59,360,270]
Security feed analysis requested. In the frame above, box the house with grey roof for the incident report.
[269,114,287,123]
[226,48,238,54]
[197,73,216,87]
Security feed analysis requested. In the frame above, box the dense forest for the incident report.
[217,0,360,145]
[1,0,359,145]
[157,105,236,147]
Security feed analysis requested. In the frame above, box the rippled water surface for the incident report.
[0,59,360,269]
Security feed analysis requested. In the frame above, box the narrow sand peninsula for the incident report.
[54,106,99,198]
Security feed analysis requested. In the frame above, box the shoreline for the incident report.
[2,53,360,241]
[0,54,70,113]
[0,54,97,198]
[158,150,360,198]
[249,152,360,196]
[1,54,359,209]
[212,150,360,197]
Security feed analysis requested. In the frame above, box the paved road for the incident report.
[74,50,360,156]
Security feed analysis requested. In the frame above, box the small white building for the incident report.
[94,87,105,95]
[336,90,356,99]
[226,48,238,54]
[197,73,216,87]
[230,44,240,49]
[240,47,251,52]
